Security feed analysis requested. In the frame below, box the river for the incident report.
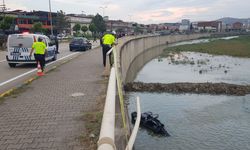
[127,37,250,150]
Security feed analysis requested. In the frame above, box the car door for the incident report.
[45,37,56,60]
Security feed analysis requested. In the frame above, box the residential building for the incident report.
[5,10,57,34]
[66,14,93,35]
[179,19,190,32]
[164,23,180,32]
[232,22,243,30]
[105,20,133,35]
[197,21,222,32]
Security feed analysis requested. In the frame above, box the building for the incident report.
[66,14,93,35]
[5,10,57,34]
[105,20,133,35]
[164,23,180,32]
[179,19,190,32]
[232,22,243,31]
[197,21,222,32]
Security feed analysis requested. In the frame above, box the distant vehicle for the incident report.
[69,37,92,51]
[6,33,57,68]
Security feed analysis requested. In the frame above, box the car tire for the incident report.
[52,53,57,61]
[70,48,72,51]
[8,63,17,68]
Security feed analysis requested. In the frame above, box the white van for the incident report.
[6,33,57,67]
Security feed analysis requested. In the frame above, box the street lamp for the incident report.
[99,6,107,17]
[49,0,53,35]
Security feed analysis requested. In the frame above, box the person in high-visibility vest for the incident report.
[29,37,47,72]
[101,31,117,67]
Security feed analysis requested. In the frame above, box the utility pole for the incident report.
[49,0,53,35]
[0,0,6,17]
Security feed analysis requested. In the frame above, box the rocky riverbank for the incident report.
[125,82,250,96]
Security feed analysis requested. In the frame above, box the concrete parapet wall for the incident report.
[119,34,210,83]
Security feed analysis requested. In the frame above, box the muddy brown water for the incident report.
[127,38,250,150]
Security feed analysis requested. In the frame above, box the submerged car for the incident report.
[69,37,92,51]
[131,111,170,136]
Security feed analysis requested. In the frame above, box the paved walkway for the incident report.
[0,46,106,150]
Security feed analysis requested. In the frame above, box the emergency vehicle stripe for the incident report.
[23,48,28,52]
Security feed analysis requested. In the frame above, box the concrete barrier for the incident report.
[118,34,210,83]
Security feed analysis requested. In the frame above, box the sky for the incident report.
[4,0,250,24]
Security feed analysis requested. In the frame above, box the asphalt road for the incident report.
[0,41,100,94]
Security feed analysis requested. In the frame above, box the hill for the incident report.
[217,17,250,25]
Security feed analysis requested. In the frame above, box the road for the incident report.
[0,41,100,94]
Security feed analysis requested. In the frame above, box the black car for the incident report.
[131,111,170,136]
[69,37,92,51]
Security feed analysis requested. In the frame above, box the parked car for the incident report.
[69,37,92,51]
[6,33,57,68]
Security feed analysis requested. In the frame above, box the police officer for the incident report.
[29,37,47,72]
[101,31,116,67]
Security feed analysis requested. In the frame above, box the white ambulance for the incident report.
[6,33,57,67]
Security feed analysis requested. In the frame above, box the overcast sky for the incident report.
[4,0,250,24]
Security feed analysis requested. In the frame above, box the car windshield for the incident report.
[71,38,88,43]
[71,38,84,43]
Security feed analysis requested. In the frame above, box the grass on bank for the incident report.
[163,35,250,58]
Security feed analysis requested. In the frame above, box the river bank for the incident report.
[163,35,250,58]
[127,36,250,150]
[125,82,250,96]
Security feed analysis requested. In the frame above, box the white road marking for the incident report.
[0,52,80,87]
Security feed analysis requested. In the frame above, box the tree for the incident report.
[91,14,106,33]
[31,22,46,33]
[134,26,143,34]
[0,16,14,31]
[81,25,88,33]
[89,23,97,33]
[55,10,70,35]
[73,24,81,32]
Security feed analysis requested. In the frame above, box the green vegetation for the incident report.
[31,22,47,34]
[0,16,14,31]
[81,25,88,33]
[73,23,81,33]
[80,112,103,149]
[163,36,250,58]
[55,10,70,34]
[91,14,106,33]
